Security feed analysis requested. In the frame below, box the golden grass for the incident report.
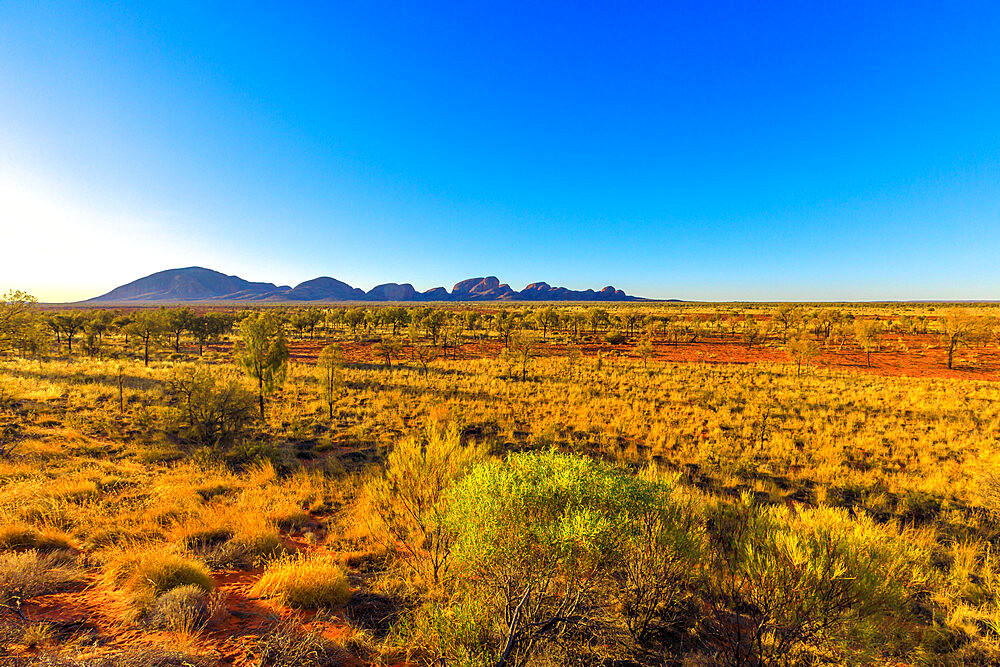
[106,550,214,597]
[0,524,75,552]
[2,303,1000,662]
[250,554,351,609]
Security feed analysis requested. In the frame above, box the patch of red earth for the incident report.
[14,556,381,667]
[15,581,193,659]
[205,333,1000,382]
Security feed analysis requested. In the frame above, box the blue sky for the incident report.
[1,1,998,301]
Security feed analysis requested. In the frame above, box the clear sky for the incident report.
[2,1,998,302]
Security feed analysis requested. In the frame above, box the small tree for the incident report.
[374,336,403,369]
[51,311,87,354]
[163,306,194,353]
[774,305,802,342]
[535,306,559,340]
[125,311,165,366]
[742,318,764,350]
[635,337,656,368]
[317,344,344,420]
[81,330,102,359]
[236,312,289,420]
[421,310,448,345]
[786,336,821,375]
[0,290,38,355]
[344,307,366,337]
[941,308,985,370]
[411,342,440,376]
[854,320,882,368]
[503,333,535,381]
[188,313,229,355]
[587,307,610,334]
[495,310,521,348]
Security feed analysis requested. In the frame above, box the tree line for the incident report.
[2,293,999,372]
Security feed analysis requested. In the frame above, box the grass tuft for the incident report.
[0,524,76,553]
[107,550,214,597]
[251,554,351,609]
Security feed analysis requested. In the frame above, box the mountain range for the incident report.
[86,267,648,303]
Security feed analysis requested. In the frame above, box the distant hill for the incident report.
[88,267,285,302]
[86,267,650,303]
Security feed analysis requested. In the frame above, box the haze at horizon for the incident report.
[1,2,998,302]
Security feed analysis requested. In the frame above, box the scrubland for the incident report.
[2,300,1000,665]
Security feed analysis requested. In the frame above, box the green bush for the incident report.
[168,365,256,449]
[705,500,934,664]
[392,598,493,667]
[444,451,703,666]
[605,330,626,344]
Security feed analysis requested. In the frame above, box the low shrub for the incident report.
[605,331,627,344]
[251,554,351,609]
[704,500,934,664]
[255,619,352,667]
[392,598,493,667]
[0,550,84,608]
[144,584,210,633]
[364,423,484,587]
[444,451,703,666]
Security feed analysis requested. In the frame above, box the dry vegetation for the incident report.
[3,294,1000,665]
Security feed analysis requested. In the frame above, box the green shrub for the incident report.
[251,554,351,609]
[444,451,703,666]
[704,500,934,664]
[605,331,626,344]
[392,599,493,667]
[168,365,256,449]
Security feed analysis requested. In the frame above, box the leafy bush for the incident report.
[364,423,484,587]
[605,330,626,344]
[251,554,351,609]
[168,364,256,448]
[392,598,493,667]
[444,451,703,666]
[704,500,933,664]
